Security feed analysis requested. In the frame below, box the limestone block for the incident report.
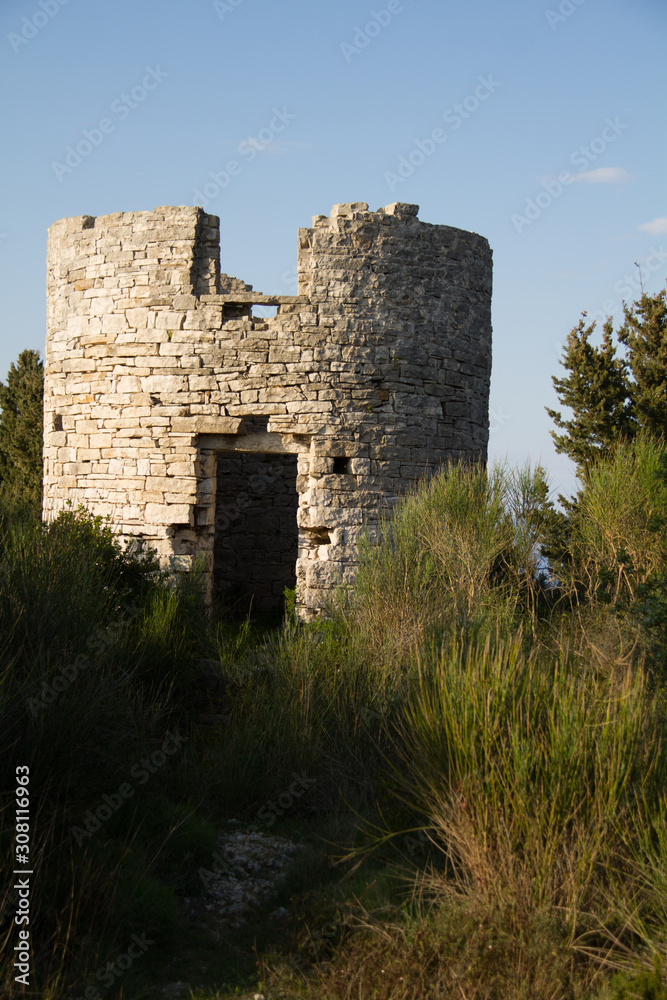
[66,431,91,447]
[120,506,144,521]
[169,554,194,572]
[164,492,195,504]
[155,311,186,330]
[331,202,369,217]
[145,503,193,525]
[62,359,96,373]
[149,477,196,493]
[116,376,142,392]
[164,462,196,477]
[88,434,113,449]
[171,416,243,435]
[308,456,333,476]
[63,462,91,476]
[196,477,214,496]
[286,401,333,414]
[140,375,187,393]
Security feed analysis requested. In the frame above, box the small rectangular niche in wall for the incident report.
[251,305,279,319]
[305,526,331,545]
[242,415,270,434]
[332,456,350,474]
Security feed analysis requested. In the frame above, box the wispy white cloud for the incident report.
[572,166,631,184]
[638,216,667,235]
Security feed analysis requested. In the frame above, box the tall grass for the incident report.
[260,444,667,999]
[189,614,405,821]
[563,433,667,607]
[347,462,551,660]
[401,638,666,950]
[263,651,667,997]
[542,433,667,677]
[4,442,667,998]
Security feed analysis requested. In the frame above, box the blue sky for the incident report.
[1,0,665,497]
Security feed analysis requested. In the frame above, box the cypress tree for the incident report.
[0,349,44,510]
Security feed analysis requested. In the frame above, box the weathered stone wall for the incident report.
[44,201,492,617]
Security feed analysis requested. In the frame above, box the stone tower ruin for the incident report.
[44,202,492,617]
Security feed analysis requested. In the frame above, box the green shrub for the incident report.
[0,501,160,668]
[347,461,551,659]
[561,433,667,607]
[0,503,214,994]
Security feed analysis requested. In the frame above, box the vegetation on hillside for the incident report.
[2,286,667,998]
[2,439,667,999]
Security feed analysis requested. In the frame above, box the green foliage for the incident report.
[283,584,297,620]
[547,286,667,475]
[400,634,665,915]
[0,501,160,666]
[0,349,44,511]
[604,959,667,1000]
[558,433,667,606]
[5,450,667,999]
[280,630,667,1000]
[0,500,216,994]
[547,316,634,472]
[538,434,667,678]
[348,460,551,657]
[619,287,667,437]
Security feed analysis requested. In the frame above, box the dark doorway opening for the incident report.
[213,450,299,619]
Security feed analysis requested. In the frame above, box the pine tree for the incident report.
[618,287,667,437]
[546,316,635,473]
[0,349,44,510]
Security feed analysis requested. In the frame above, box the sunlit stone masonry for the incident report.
[43,202,492,617]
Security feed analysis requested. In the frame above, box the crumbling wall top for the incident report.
[311,201,421,229]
